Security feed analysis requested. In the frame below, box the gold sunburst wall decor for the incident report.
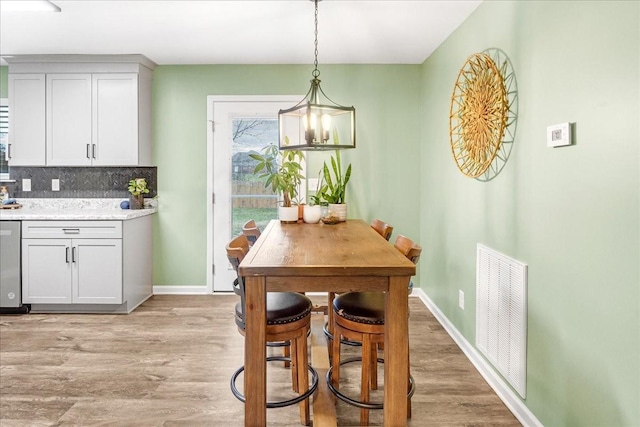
[449,49,518,180]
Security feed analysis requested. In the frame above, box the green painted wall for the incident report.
[0,66,7,98]
[151,64,422,286]
[419,1,639,426]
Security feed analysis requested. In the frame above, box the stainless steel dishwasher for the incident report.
[0,221,30,314]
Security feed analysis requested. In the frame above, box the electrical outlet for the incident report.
[458,290,465,310]
[52,179,60,191]
[22,179,31,192]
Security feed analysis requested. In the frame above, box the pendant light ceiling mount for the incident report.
[278,0,356,151]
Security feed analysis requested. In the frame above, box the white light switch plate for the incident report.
[547,122,572,147]
[307,178,319,191]
[22,179,31,192]
[52,179,60,191]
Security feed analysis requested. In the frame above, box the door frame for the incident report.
[206,95,301,293]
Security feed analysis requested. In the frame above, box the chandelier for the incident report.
[278,0,356,151]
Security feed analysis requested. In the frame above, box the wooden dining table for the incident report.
[238,219,416,426]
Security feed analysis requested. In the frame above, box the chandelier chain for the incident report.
[313,0,320,78]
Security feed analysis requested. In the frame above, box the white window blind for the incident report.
[0,101,7,133]
[0,99,9,179]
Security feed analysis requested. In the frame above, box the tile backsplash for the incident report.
[4,167,157,199]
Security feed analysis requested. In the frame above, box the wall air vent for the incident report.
[476,244,528,398]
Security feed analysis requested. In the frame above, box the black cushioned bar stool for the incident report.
[327,234,421,426]
[241,219,292,364]
[324,219,395,348]
[226,234,318,426]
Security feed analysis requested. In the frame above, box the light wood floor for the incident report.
[0,295,520,426]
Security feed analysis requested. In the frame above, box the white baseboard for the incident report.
[152,285,209,295]
[412,288,543,427]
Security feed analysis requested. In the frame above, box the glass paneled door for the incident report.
[208,97,302,292]
[229,117,278,235]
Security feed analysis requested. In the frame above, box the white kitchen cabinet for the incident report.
[7,74,46,165]
[73,239,123,303]
[22,239,72,303]
[22,238,123,304]
[92,74,139,166]
[22,222,123,304]
[46,74,93,166]
[46,73,139,166]
[20,217,152,313]
[6,55,155,167]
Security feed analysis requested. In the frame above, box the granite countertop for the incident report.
[0,198,158,221]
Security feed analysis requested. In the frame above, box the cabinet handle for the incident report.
[66,247,70,263]
[86,144,91,159]
[62,228,80,234]
[92,144,96,159]
[72,247,76,263]
[7,144,11,160]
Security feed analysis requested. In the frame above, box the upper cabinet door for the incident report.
[92,74,139,166]
[46,74,92,166]
[8,74,46,166]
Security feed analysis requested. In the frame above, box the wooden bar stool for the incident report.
[241,219,293,362]
[327,234,421,426]
[241,219,261,246]
[370,218,394,241]
[226,234,318,426]
[325,219,394,347]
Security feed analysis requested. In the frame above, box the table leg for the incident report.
[244,276,267,427]
[383,276,409,426]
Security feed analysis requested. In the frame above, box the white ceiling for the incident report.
[0,0,482,66]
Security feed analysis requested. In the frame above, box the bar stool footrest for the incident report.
[325,356,415,410]
[230,355,319,409]
[323,321,363,347]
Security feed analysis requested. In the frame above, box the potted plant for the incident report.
[250,143,305,223]
[317,149,351,222]
[128,178,149,210]
[303,171,323,224]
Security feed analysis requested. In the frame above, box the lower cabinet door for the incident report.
[22,239,73,303]
[73,239,123,304]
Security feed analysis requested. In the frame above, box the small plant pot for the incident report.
[129,194,144,210]
[303,205,322,224]
[328,203,347,222]
[278,206,298,223]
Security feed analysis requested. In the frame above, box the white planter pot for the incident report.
[328,203,347,222]
[278,206,298,223]
[303,205,322,224]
